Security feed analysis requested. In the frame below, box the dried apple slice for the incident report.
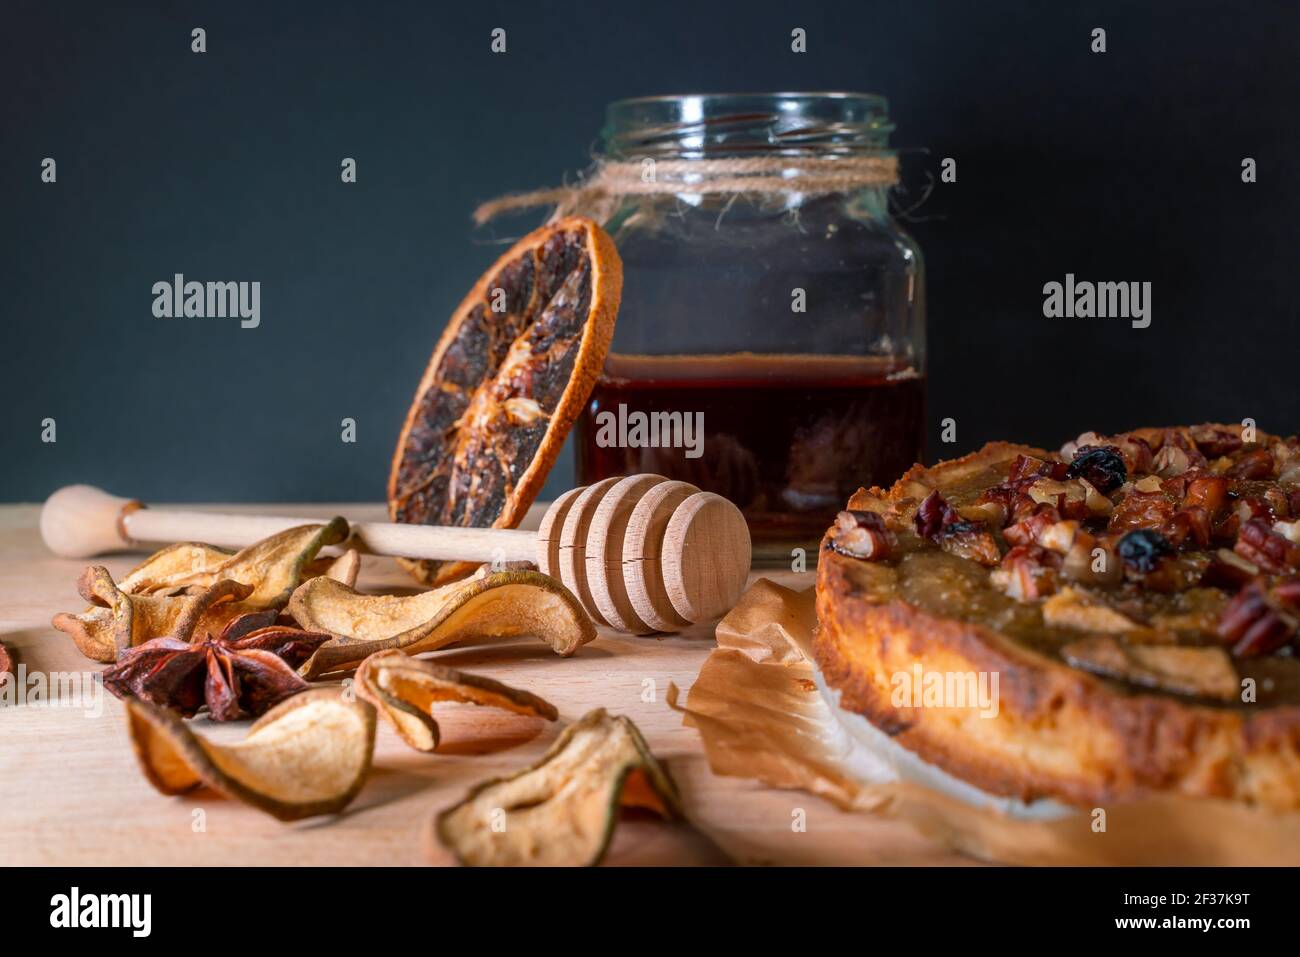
[388,216,622,586]
[356,649,557,752]
[53,570,254,662]
[289,570,597,678]
[125,689,376,821]
[435,709,683,867]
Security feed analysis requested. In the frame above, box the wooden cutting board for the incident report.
[0,502,972,866]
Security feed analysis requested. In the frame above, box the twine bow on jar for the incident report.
[473,155,900,225]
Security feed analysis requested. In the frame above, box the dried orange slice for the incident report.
[389,216,622,585]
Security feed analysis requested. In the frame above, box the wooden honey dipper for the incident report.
[40,475,752,634]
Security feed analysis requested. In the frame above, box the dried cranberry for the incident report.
[1066,445,1128,494]
[1117,528,1174,573]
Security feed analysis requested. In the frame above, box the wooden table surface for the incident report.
[0,502,970,866]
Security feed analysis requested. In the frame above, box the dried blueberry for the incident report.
[1066,445,1128,493]
[1117,528,1174,573]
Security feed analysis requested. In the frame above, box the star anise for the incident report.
[101,613,330,720]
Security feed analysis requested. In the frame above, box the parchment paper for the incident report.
[671,578,1300,865]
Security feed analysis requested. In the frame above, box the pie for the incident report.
[815,424,1300,809]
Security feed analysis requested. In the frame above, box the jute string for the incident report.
[473,155,899,225]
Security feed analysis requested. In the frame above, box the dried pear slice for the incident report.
[356,649,557,752]
[324,549,362,587]
[52,521,349,663]
[52,570,253,662]
[125,688,376,821]
[436,709,683,866]
[300,549,362,588]
[115,543,234,595]
[116,520,349,604]
[388,217,622,587]
[290,570,597,679]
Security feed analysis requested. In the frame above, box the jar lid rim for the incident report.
[603,92,894,158]
[609,91,889,106]
[607,92,891,121]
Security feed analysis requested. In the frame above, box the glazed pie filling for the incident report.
[826,426,1300,709]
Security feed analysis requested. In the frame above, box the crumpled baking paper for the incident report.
[670,578,1300,865]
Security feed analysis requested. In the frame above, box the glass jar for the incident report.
[573,92,926,560]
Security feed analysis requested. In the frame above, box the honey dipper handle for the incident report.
[39,484,538,563]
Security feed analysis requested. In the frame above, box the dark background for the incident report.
[3,0,1297,504]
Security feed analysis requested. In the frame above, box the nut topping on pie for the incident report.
[815,424,1300,809]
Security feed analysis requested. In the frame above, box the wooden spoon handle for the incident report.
[39,484,538,563]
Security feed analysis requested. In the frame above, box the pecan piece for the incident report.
[1200,548,1260,589]
[1105,435,1156,475]
[976,480,1034,526]
[1233,496,1275,525]
[1003,505,1062,548]
[1234,517,1300,574]
[1061,531,1122,586]
[1009,454,1069,482]
[828,510,896,561]
[1152,444,1191,478]
[1192,425,1244,458]
[1026,478,1092,520]
[1182,474,1229,518]
[913,490,960,541]
[1165,506,1212,549]
[1227,448,1275,480]
[1077,478,1115,517]
[1108,490,1175,535]
[938,520,1001,566]
[1217,580,1299,657]
[991,544,1062,602]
